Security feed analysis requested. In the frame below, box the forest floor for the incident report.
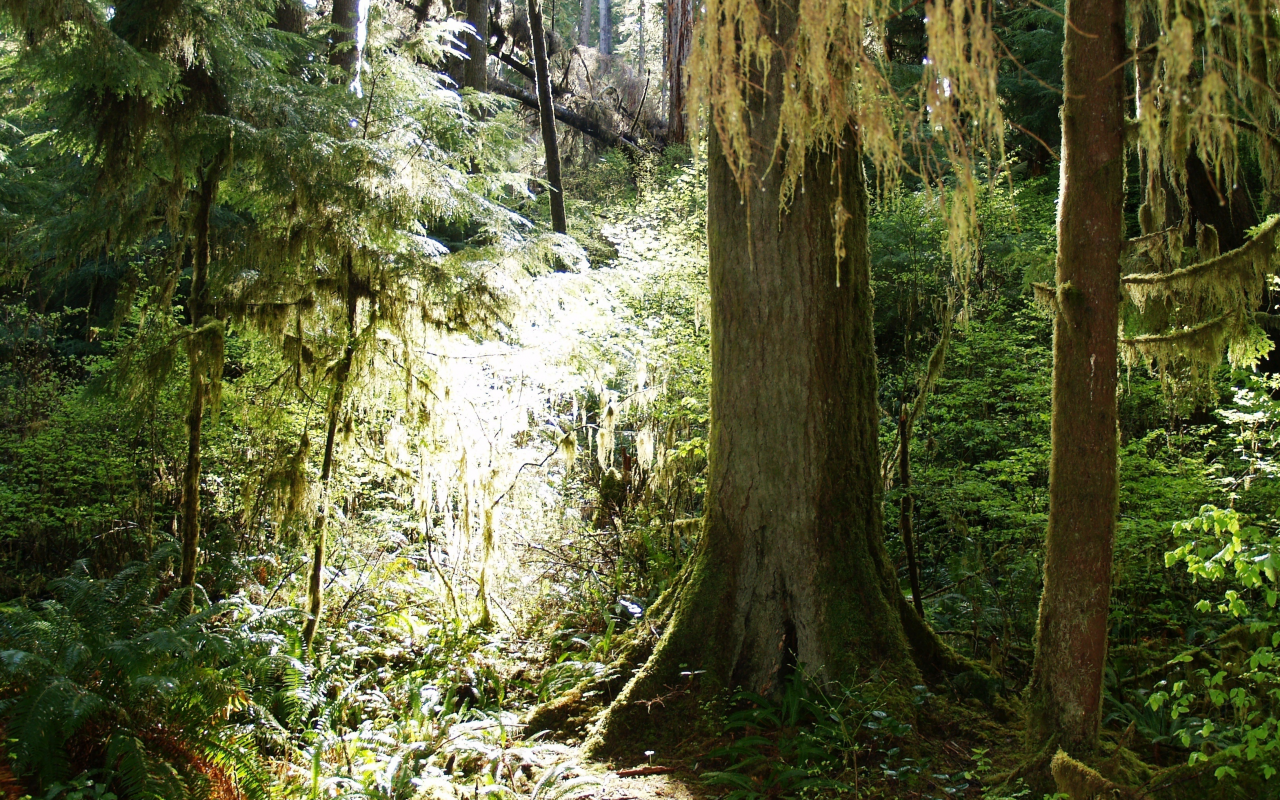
[509,686,1030,800]
[571,769,703,800]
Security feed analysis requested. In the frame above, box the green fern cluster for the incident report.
[0,546,271,800]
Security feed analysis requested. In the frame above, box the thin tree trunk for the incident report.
[1026,0,1126,755]
[462,0,489,91]
[530,0,567,233]
[663,0,692,143]
[179,357,205,613]
[585,1,936,756]
[302,260,358,651]
[579,0,593,46]
[598,0,611,54]
[329,0,360,72]
[899,406,923,618]
[634,0,645,72]
[178,170,220,613]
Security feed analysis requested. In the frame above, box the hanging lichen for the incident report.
[685,0,1007,276]
[1123,215,1280,315]
[1124,0,1280,399]
[1132,0,1280,226]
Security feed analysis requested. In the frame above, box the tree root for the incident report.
[1051,750,1142,799]
[524,576,684,738]
[989,734,1149,797]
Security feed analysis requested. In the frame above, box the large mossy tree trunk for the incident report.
[1026,0,1126,756]
[530,0,567,233]
[585,0,939,760]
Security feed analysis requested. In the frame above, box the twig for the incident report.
[628,71,650,138]
[616,766,675,777]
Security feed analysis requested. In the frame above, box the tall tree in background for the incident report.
[633,0,646,73]
[444,0,489,91]
[329,0,361,72]
[579,0,593,45]
[463,0,489,91]
[178,162,226,610]
[0,0,302,611]
[598,0,611,54]
[273,0,307,34]
[301,257,358,650]
[530,0,567,232]
[1025,0,1126,755]
[1029,0,1280,763]
[664,0,692,142]
[82,0,238,611]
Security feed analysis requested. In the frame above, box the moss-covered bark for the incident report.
[1027,0,1126,756]
[461,0,488,92]
[1051,750,1140,800]
[178,171,220,614]
[583,0,950,761]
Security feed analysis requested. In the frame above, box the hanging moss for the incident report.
[1123,214,1280,315]
[686,0,1005,275]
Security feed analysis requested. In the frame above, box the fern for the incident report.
[0,546,271,800]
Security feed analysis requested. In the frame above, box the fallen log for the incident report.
[489,77,658,155]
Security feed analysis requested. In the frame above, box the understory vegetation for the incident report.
[2,1,1279,799]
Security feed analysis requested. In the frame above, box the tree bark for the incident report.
[329,0,360,72]
[529,0,568,233]
[1026,0,1126,755]
[598,0,611,54]
[271,0,307,34]
[585,1,929,759]
[579,0,593,46]
[178,170,220,614]
[462,0,489,91]
[663,0,692,143]
[899,406,923,618]
[634,0,645,72]
[302,259,357,651]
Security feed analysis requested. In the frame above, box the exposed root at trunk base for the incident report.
[524,575,685,738]
[580,579,998,763]
[1051,750,1143,799]
[992,737,1153,800]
